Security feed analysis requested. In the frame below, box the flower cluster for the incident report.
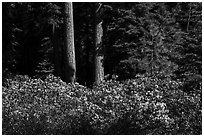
[2,74,201,134]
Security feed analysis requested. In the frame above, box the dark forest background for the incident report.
[2,2,202,135]
[3,2,201,87]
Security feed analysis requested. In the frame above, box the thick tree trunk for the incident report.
[94,3,104,85]
[63,2,76,83]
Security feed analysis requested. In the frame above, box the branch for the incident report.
[96,3,102,13]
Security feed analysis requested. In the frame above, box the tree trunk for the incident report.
[94,3,104,85]
[63,2,76,83]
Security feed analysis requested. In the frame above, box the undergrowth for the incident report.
[2,74,202,135]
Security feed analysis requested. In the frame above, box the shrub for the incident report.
[2,74,202,134]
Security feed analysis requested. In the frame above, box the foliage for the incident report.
[2,2,202,135]
[2,74,201,134]
[2,2,62,76]
[103,2,201,83]
[2,2,202,87]
[172,3,202,93]
[104,3,180,79]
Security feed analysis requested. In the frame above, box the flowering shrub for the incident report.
[2,74,201,134]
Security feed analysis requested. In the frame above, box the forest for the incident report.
[2,2,202,135]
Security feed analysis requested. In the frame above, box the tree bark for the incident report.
[63,2,76,83]
[94,3,104,85]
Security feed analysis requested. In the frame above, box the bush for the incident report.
[2,74,202,134]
